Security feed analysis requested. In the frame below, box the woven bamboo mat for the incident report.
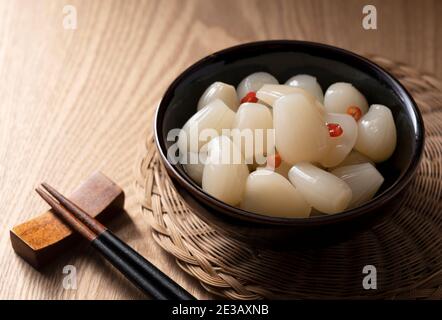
[134,55,442,299]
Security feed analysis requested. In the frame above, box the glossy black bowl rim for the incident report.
[154,40,425,226]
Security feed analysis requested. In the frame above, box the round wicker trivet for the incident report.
[135,56,442,299]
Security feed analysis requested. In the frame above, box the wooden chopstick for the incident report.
[35,188,97,241]
[41,182,106,235]
[36,184,195,300]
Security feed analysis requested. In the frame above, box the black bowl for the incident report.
[154,40,424,245]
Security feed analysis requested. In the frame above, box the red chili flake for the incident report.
[327,123,343,137]
[266,153,282,169]
[346,106,362,121]
[241,91,258,103]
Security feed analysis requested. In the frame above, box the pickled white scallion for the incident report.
[182,144,208,186]
[202,136,249,206]
[197,82,239,111]
[288,162,352,214]
[320,113,358,168]
[354,104,397,162]
[324,82,368,114]
[237,72,278,100]
[232,103,274,165]
[240,169,311,218]
[285,74,324,103]
[178,99,235,154]
[331,163,384,208]
[257,84,324,112]
[179,74,398,217]
[273,93,329,164]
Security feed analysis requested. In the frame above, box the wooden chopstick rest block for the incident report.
[10,171,124,269]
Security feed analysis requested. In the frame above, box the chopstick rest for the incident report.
[10,172,124,268]
[35,183,195,300]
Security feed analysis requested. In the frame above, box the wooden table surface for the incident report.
[0,0,441,300]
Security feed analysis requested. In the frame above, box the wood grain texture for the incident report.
[0,0,440,300]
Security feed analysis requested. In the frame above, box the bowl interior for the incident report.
[156,41,423,224]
